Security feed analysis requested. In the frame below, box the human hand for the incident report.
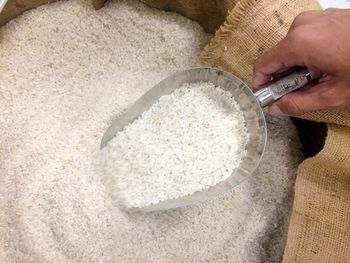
[252,8,350,116]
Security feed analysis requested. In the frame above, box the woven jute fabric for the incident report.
[1,0,349,262]
[283,123,350,262]
[304,108,350,126]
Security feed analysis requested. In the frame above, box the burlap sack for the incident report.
[1,0,349,262]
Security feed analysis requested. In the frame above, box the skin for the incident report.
[252,8,350,116]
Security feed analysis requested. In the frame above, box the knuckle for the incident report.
[325,8,338,13]
[294,12,307,22]
[324,86,347,108]
[330,94,347,107]
[279,97,304,116]
[294,11,315,23]
[287,29,302,42]
[285,31,304,52]
[287,25,315,48]
[290,10,321,33]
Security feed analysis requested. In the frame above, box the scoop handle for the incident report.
[254,67,320,108]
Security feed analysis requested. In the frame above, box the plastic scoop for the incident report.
[101,67,319,212]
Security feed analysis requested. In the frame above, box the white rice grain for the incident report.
[102,81,248,208]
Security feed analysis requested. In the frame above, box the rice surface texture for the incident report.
[0,0,302,262]
[102,81,248,208]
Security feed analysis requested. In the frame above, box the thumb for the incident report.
[266,83,334,116]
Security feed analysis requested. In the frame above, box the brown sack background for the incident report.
[1,0,350,262]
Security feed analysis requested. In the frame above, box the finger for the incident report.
[252,37,306,89]
[266,82,318,115]
[272,66,302,80]
[266,82,336,116]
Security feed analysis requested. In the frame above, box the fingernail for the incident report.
[267,104,283,115]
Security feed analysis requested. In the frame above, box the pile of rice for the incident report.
[102,81,248,208]
[0,0,302,262]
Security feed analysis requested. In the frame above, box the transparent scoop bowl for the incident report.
[101,67,267,212]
